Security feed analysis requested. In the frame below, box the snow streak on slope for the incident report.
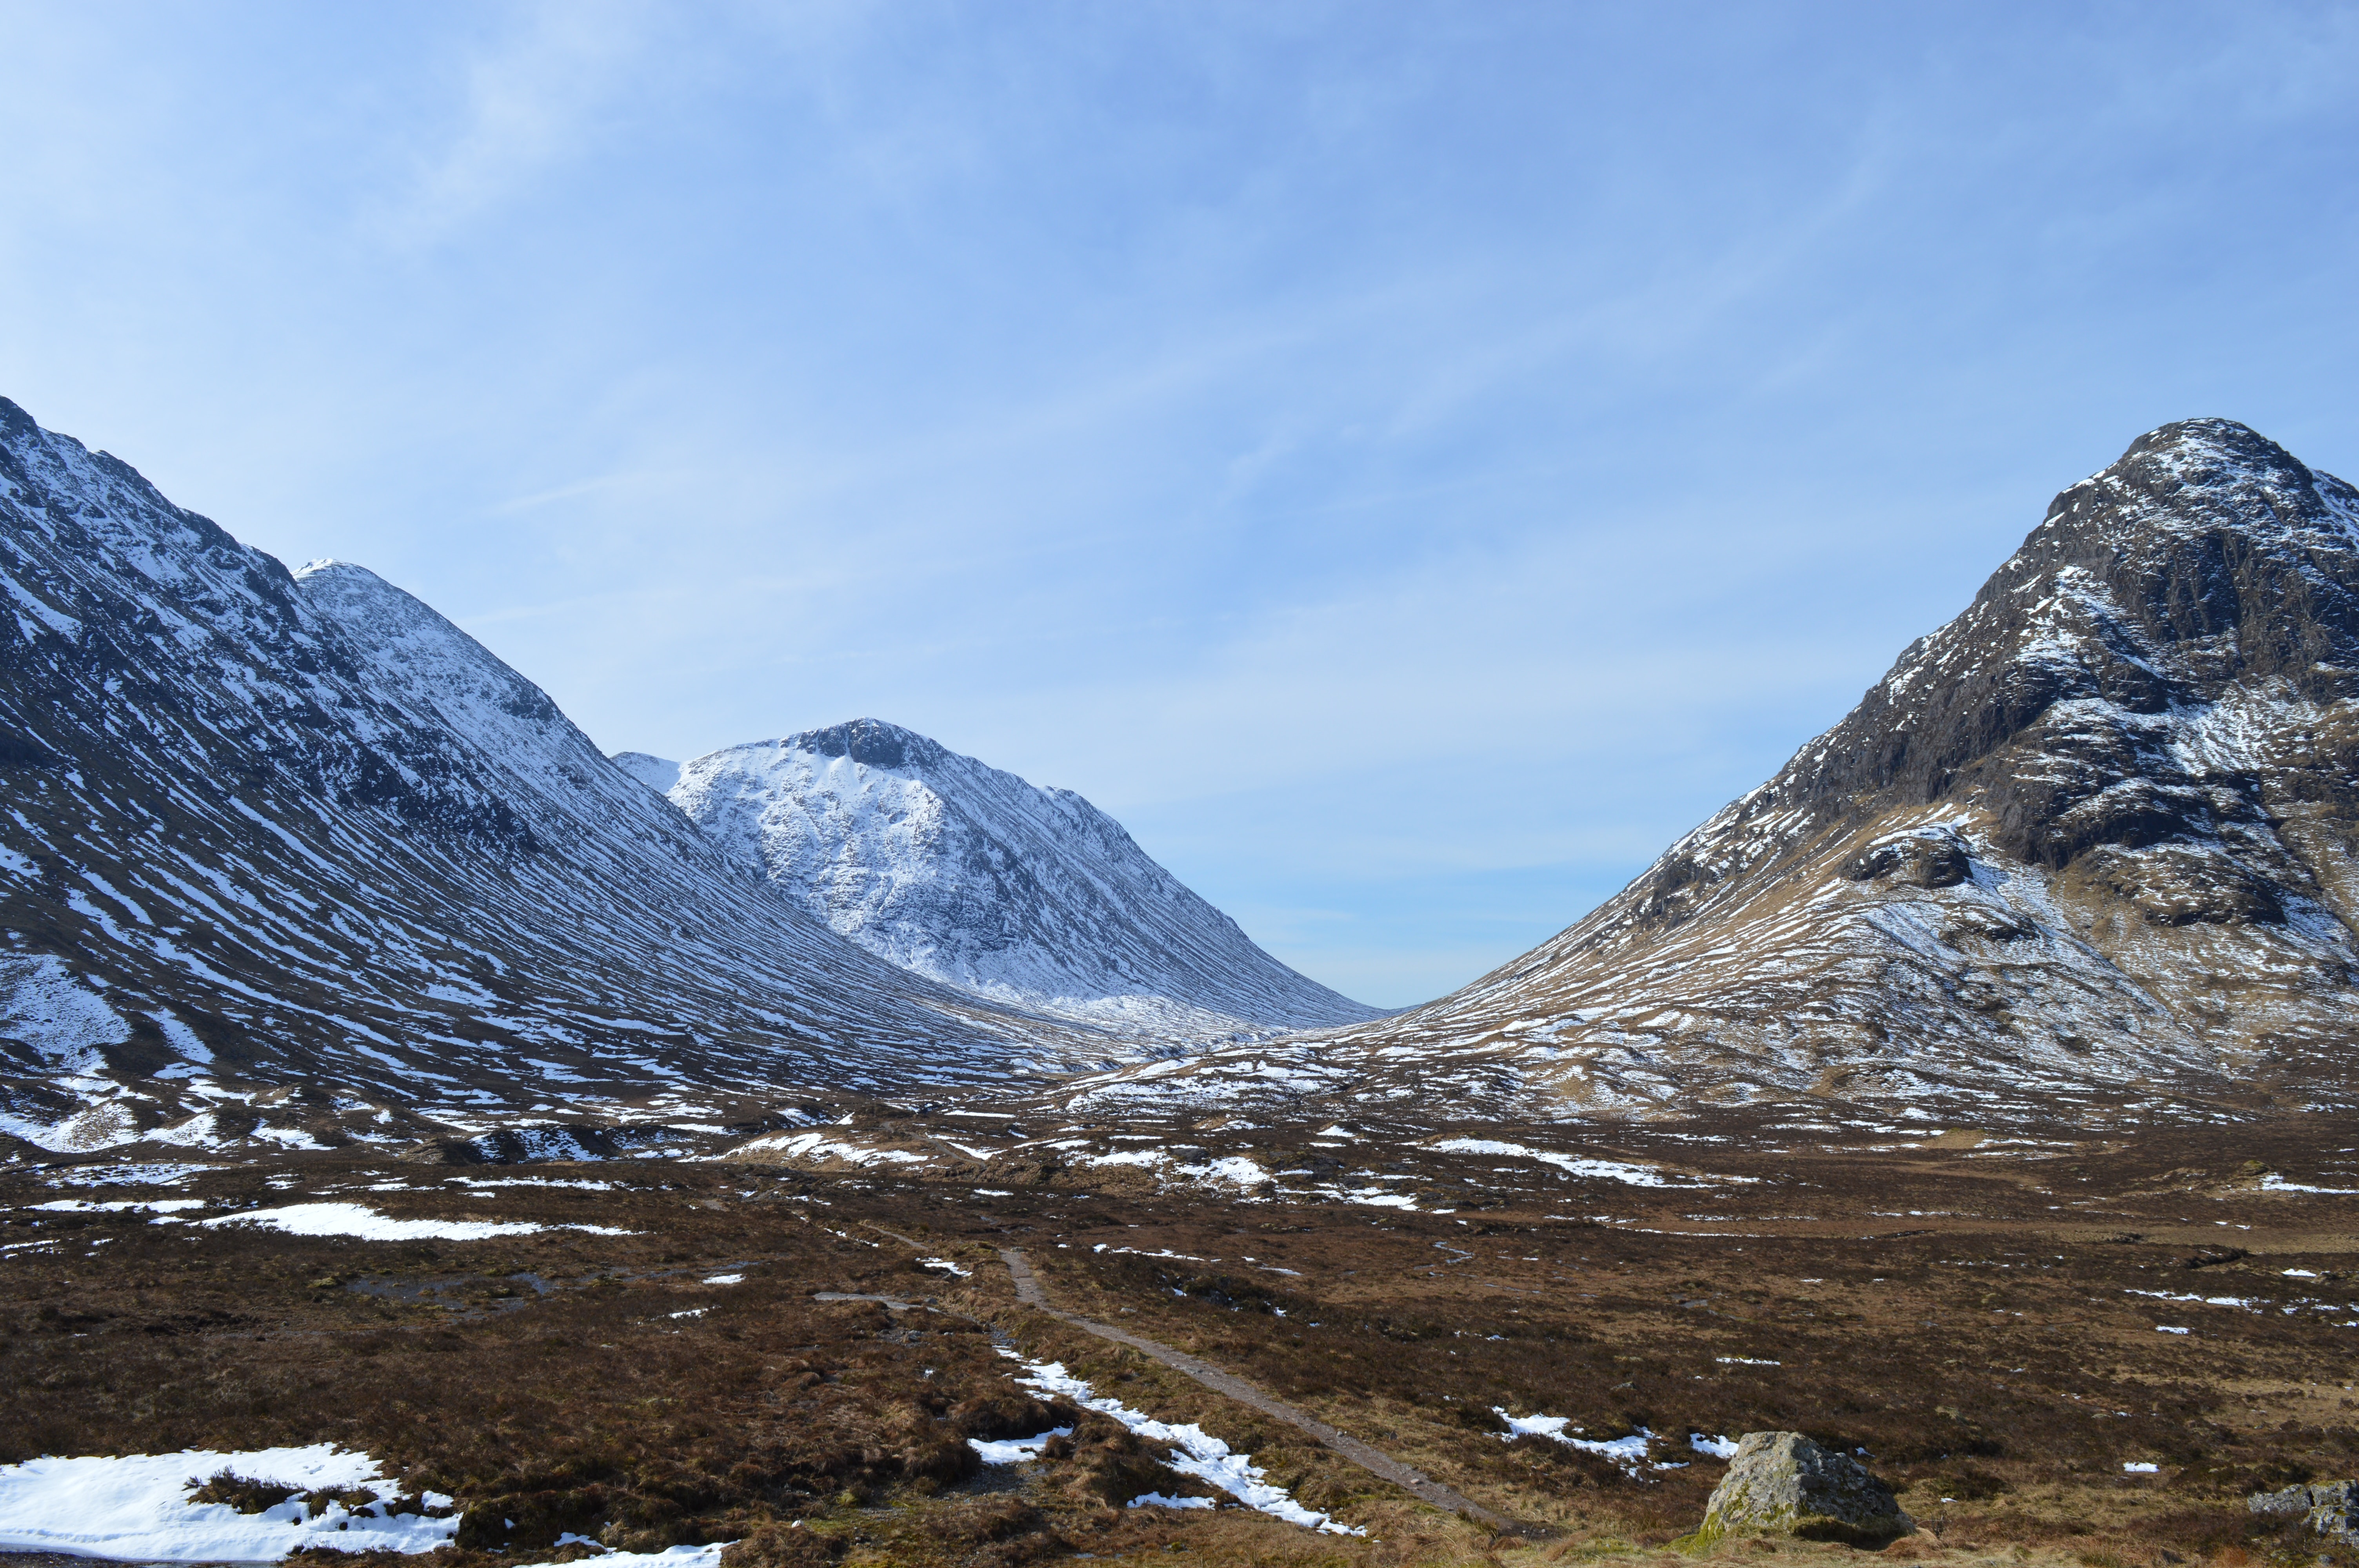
[1058,421,2359,1127]
[0,398,1123,1156]
[664,720,1383,1040]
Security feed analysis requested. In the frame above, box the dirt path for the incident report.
[990,1245,1545,1537]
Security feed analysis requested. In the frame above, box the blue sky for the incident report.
[2,2,2355,1006]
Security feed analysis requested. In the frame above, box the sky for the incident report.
[2,2,2355,1007]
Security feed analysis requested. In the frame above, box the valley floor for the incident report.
[4,1114,2359,1568]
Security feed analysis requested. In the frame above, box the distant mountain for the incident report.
[656,719,1384,1038]
[1067,420,2359,1125]
[0,397,1122,1158]
[612,752,682,794]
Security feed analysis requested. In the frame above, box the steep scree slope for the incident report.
[664,720,1383,1038]
[0,399,1116,1155]
[1058,420,2359,1125]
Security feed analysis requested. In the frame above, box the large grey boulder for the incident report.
[2250,1481,2359,1540]
[1674,1432,1913,1551]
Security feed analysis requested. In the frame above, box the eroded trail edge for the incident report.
[992,1245,1543,1537]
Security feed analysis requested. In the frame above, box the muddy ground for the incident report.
[5,1111,2359,1568]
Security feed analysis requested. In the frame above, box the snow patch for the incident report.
[0,955,130,1073]
[967,1428,1072,1465]
[1495,1411,1663,1474]
[0,1444,456,1560]
[1007,1357,1361,1534]
[1427,1139,1717,1187]
[520,1545,727,1568]
[198,1203,632,1242]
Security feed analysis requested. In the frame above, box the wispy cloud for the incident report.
[487,471,658,515]
[376,0,656,244]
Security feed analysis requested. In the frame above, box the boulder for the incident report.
[1674,1432,1913,1551]
[2250,1481,2359,1540]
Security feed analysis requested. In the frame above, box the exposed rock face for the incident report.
[1071,420,2359,1123]
[1677,1432,1912,1549]
[662,720,1382,1039]
[2250,1480,2359,1540]
[0,397,1126,1156]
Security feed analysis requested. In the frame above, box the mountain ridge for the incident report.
[0,397,1146,1157]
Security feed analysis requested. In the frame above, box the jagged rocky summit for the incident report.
[0,396,1156,1158]
[1063,419,2359,1124]
[650,719,1383,1038]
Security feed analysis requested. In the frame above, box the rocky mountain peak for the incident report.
[1076,421,2359,1125]
[1622,418,2359,924]
[783,718,951,773]
[1997,417,2359,693]
[2112,416,2316,504]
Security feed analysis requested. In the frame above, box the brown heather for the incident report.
[7,1114,2359,1568]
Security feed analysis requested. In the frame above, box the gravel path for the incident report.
[993,1245,1545,1537]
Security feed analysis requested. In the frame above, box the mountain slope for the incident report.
[662,720,1383,1038]
[0,398,1116,1156]
[1061,420,2359,1125]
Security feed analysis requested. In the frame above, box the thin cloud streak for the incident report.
[487,472,663,515]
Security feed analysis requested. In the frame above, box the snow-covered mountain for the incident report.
[0,397,1129,1157]
[1061,420,2359,1126]
[611,752,682,794]
[657,720,1383,1038]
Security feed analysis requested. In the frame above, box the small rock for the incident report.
[2249,1481,2359,1541]
[1674,1432,1913,1551]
